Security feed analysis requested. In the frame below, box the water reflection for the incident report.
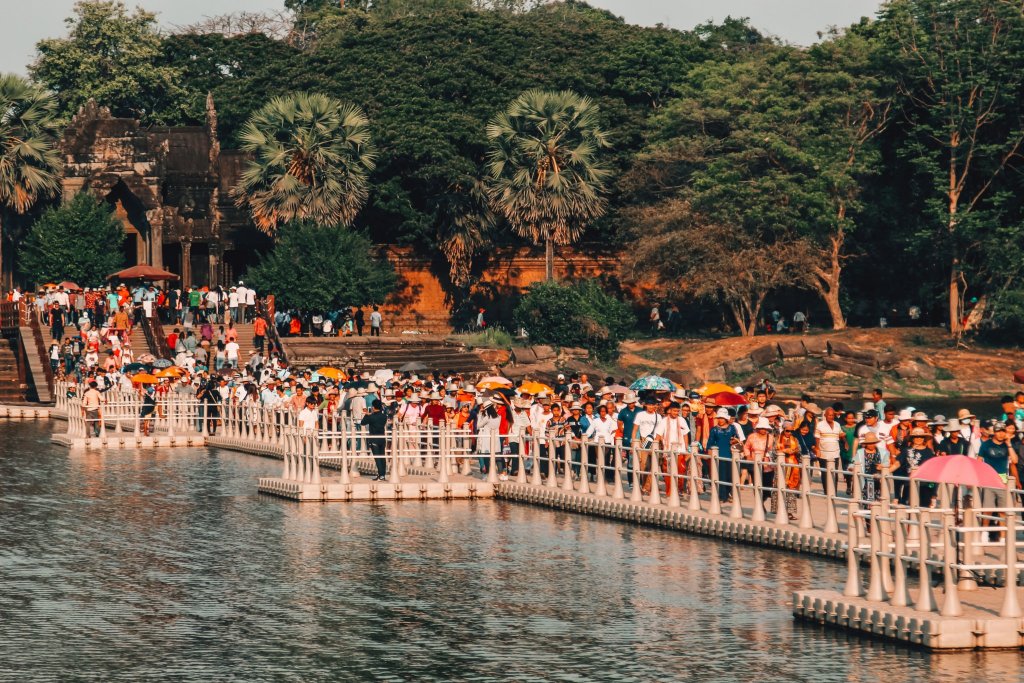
[0,422,1020,681]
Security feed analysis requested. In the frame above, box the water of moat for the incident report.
[0,421,1019,682]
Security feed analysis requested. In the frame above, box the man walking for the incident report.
[369,305,382,337]
[362,400,390,480]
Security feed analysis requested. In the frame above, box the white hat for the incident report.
[716,408,730,419]
[624,391,638,404]
[898,409,913,421]
[754,417,771,430]
[734,386,744,394]
[943,418,962,432]
[863,401,875,411]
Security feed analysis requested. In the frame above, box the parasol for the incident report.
[108,265,179,281]
[602,383,630,395]
[122,362,148,373]
[630,375,676,392]
[519,380,554,395]
[698,382,734,396]
[705,391,748,407]
[131,373,159,385]
[317,367,346,381]
[399,361,428,372]
[58,281,81,291]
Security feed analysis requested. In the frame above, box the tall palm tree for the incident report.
[0,74,61,288]
[485,89,611,281]
[437,175,495,288]
[234,92,376,233]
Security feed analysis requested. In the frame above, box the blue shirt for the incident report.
[707,425,735,459]
[617,407,638,447]
[979,439,1010,475]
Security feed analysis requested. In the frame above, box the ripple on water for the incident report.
[0,421,1020,682]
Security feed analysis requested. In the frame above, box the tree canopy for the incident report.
[245,222,397,311]
[18,193,125,287]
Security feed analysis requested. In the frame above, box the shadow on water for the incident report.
[0,421,1020,682]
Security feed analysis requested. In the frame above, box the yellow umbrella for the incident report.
[317,367,345,381]
[519,380,553,395]
[698,382,734,396]
[132,373,159,385]
[155,367,184,378]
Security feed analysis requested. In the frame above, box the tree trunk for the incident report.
[545,236,554,282]
[813,233,846,331]
[947,140,962,337]
[949,259,962,337]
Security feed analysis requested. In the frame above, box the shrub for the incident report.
[513,280,634,359]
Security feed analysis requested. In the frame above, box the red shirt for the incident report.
[423,403,446,425]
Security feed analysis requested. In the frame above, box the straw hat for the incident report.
[909,427,929,438]
[957,408,976,420]
[429,391,441,400]
[943,418,962,432]
[860,432,880,445]
[912,411,928,421]
[897,409,913,421]
[804,403,821,416]
[763,404,784,418]
[624,392,638,404]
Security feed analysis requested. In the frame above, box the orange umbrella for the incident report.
[317,367,346,381]
[519,380,553,395]
[477,376,512,391]
[698,382,734,396]
[131,373,159,384]
[155,367,184,378]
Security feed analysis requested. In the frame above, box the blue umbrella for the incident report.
[152,359,173,368]
[629,375,676,392]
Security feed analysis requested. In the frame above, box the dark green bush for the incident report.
[513,280,634,359]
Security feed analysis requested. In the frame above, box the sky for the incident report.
[0,0,885,75]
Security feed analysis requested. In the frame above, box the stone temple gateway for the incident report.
[60,96,272,287]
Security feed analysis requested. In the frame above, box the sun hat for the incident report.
[910,427,929,438]
[763,404,784,417]
[943,418,962,432]
[804,403,821,415]
[429,391,441,400]
[624,391,638,404]
[748,405,763,415]
[861,432,880,445]
[897,409,913,421]
[754,417,770,430]
[570,402,582,411]
[912,411,928,421]
[715,408,731,419]
[957,408,976,420]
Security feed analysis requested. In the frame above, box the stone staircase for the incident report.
[0,337,27,403]
[280,335,491,375]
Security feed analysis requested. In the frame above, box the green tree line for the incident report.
[8,0,1024,338]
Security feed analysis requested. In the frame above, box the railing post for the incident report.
[914,509,937,612]
[515,435,527,484]
[940,511,963,617]
[890,507,912,607]
[959,507,979,591]
[708,448,721,515]
[629,444,643,502]
[666,447,680,508]
[594,443,607,497]
[561,439,574,492]
[577,439,591,495]
[729,456,742,518]
[824,459,839,533]
[647,447,661,506]
[530,435,543,487]
[774,453,789,526]
[611,440,625,500]
[866,502,887,602]
[798,455,814,529]
[999,510,1021,618]
[687,445,701,512]
[310,433,322,485]
[751,454,765,522]
[488,432,498,484]
[843,501,862,597]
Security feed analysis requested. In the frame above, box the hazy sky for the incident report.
[0,0,884,75]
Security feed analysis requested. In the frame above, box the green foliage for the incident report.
[450,326,515,349]
[485,88,611,281]
[30,1,188,124]
[513,280,633,359]
[245,222,396,311]
[18,193,125,286]
[235,92,376,233]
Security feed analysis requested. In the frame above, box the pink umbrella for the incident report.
[911,455,1005,489]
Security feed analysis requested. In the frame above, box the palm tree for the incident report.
[485,88,610,281]
[437,175,495,288]
[0,74,61,288]
[234,92,376,233]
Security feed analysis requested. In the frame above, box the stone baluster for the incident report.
[824,459,839,533]
[914,509,937,612]
[561,439,574,492]
[666,447,680,508]
[774,453,788,526]
[708,448,721,515]
[647,446,661,506]
[890,507,912,607]
[629,444,643,502]
[546,441,558,489]
[577,438,590,495]
[611,440,625,500]
[687,445,701,512]
[310,434,322,485]
[959,507,979,591]
[999,510,1021,618]
[729,456,742,518]
[594,443,607,497]
[798,455,814,529]
[530,435,543,487]
[866,502,888,602]
[488,432,499,484]
[843,501,862,597]
[751,454,765,522]
[939,511,963,617]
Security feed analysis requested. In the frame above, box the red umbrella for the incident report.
[1014,368,1024,384]
[912,455,1005,489]
[705,390,748,407]
[108,264,179,281]
[58,281,81,291]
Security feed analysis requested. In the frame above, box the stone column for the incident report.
[182,242,192,287]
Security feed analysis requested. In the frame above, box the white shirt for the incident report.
[816,418,843,459]
[584,414,618,445]
[228,291,239,307]
[655,415,691,452]
[632,410,661,441]
[225,341,239,360]
[297,407,319,431]
[245,289,256,305]
[532,411,553,443]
